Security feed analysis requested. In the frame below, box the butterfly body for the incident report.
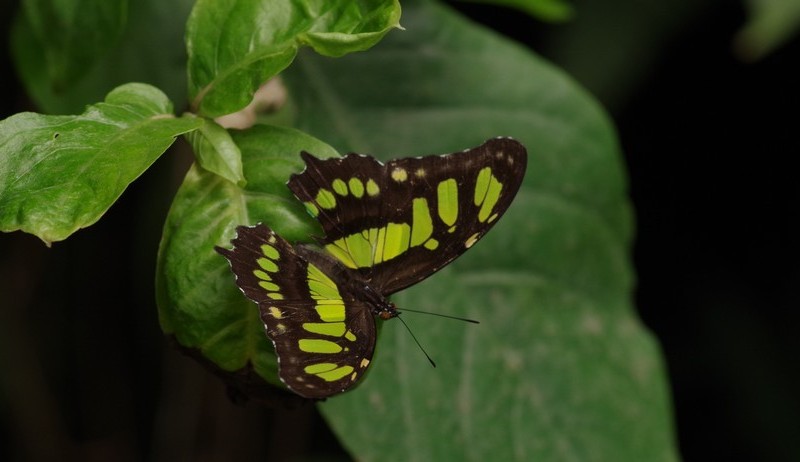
[217,138,527,399]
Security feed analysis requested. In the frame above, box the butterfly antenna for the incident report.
[399,308,480,324]
[396,315,436,368]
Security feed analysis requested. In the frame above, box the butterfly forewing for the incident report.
[288,137,527,294]
[216,224,376,399]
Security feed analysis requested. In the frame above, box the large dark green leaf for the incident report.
[186,0,402,117]
[18,0,128,91]
[11,0,193,115]
[156,125,338,387]
[0,83,201,244]
[279,0,677,460]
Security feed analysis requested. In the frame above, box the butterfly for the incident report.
[216,137,527,399]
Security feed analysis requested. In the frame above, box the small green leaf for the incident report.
[0,83,202,244]
[186,117,246,185]
[156,124,338,386]
[186,0,402,117]
[281,0,677,460]
[18,0,128,91]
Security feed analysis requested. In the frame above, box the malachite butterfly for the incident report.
[216,137,527,399]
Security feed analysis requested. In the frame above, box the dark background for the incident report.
[2,1,798,460]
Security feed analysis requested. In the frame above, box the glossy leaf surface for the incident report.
[0,83,201,244]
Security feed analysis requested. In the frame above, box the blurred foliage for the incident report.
[11,0,194,115]
[735,0,800,60]
[456,0,574,22]
[2,0,799,460]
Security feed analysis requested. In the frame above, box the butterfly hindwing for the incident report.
[216,224,376,399]
[288,137,527,294]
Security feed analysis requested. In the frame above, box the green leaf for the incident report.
[280,0,677,460]
[11,0,194,115]
[735,0,800,61]
[0,83,202,244]
[456,0,574,22]
[186,117,246,185]
[186,0,402,117]
[156,124,338,386]
[18,0,128,91]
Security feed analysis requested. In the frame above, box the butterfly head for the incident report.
[358,283,399,321]
[373,295,399,321]
[378,305,398,320]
